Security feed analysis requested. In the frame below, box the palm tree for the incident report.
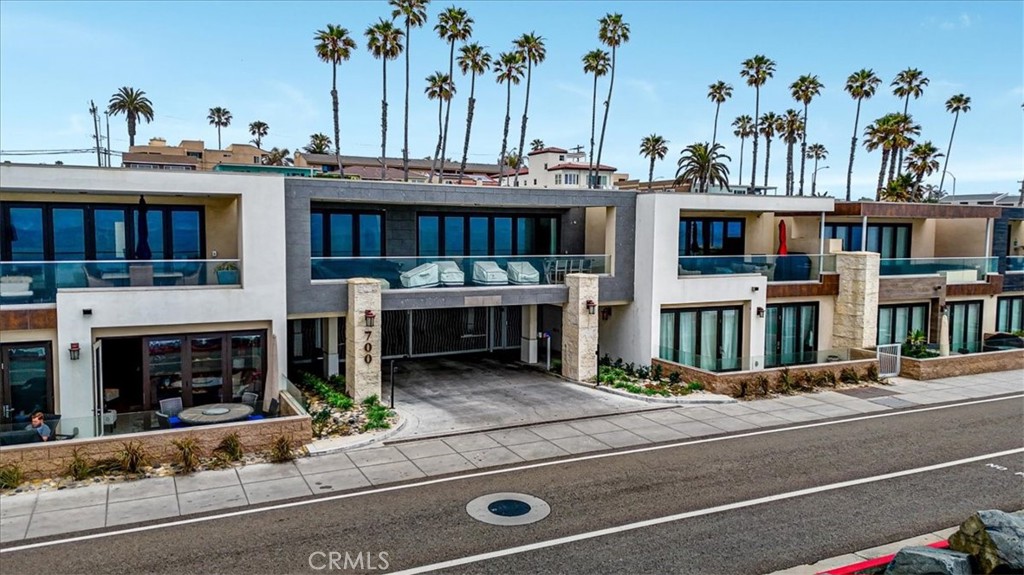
[886,113,920,186]
[706,80,733,192]
[790,74,823,195]
[512,32,546,187]
[366,18,404,180]
[675,142,731,192]
[740,55,776,191]
[457,42,492,179]
[207,107,232,149]
[582,49,611,189]
[639,134,669,192]
[731,115,754,187]
[389,0,429,181]
[263,147,293,166]
[780,109,805,196]
[503,148,521,173]
[434,6,473,183]
[530,139,545,151]
[904,141,943,199]
[891,68,929,175]
[494,50,525,187]
[880,173,916,202]
[938,94,971,195]
[106,87,154,147]
[315,24,357,177]
[594,13,630,189]
[844,69,881,200]
[425,72,456,182]
[758,111,782,187]
[304,133,333,154]
[805,143,828,196]
[248,121,269,149]
[863,115,893,200]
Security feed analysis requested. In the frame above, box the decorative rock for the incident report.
[884,546,972,575]
[948,510,1024,574]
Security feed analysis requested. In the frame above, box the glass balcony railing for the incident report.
[311,254,609,289]
[0,259,241,305]
[879,257,996,282]
[676,254,835,282]
[657,347,856,373]
[1006,256,1024,273]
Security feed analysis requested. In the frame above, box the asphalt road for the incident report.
[2,396,1022,575]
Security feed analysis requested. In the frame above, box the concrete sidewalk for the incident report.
[2,369,1021,544]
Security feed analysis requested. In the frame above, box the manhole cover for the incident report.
[467,492,550,526]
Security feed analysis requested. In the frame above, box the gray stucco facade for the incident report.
[284,178,636,316]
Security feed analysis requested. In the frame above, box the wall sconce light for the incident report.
[751,286,760,292]
[69,342,81,360]
[933,285,942,291]
[364,310,376,328]
[585,300,597,315]
[600,307,612,321]
[756,307,765,318]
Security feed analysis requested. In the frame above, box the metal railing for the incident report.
[0,259,241,304]
[310,254,609,288]
[878,257,997,282]
[676,254,835,282]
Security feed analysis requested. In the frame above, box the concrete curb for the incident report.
[581,381,738,404]
[304,411,408,456]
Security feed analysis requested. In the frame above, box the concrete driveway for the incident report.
[384,353,662,440]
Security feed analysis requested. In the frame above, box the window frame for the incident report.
[996,296,1024,333]
[309,207,386,258]
[415,212,561,257]
[765,302,819,368]
[877,302,930,346]
[678,217,747,256]
[659,305,744,372]
[947,300,984,353]
[824,222,912,258]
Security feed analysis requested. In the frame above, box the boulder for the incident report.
[948,510,1024,574]
[884,546,972,575]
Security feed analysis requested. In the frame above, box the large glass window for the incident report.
[53,208,86,261]
[417,213,561,257]
[329,214,354,257]
[948,300,983,353]
[678,217,746,256]
[825,223,912,258]
[310,213,324,258]
[310,208,385,258]
[170,211,201,259]
[94,209,127,260]
[878,303,929,346]
[493,217,513,256]
[5,207,44,261]
[469,217,489,255]
[444,216,465,256]
[133,209,165,260]
[358,214,383,257]
[765,303,818,367]
[418,216,439,257]
[659,306,742,372]
[996,296,1024,333]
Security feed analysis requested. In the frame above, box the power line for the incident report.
[0,148,122,156]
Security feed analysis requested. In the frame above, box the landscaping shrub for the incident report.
[0,463,24,489]
[865,364,886,384]
[651,363,664,382]
[902,329,939,359]
[839,367,860,385]
[755,375,771,396]
[67,447,96,480]
[172,436,203,473]
[550,359,562,373]
[269,435,295,463]
[599,353,612,367]
[798,371,816,392]
[116,441,149,473]
[214,432,244,462]
[736,380,749,398]
[613,357,624,369]
[687,381,704,392]
[310,408,334,438]
[812,371,833,388]
[635,365,651,380]
[668,371,681,384]
[777,368,795,394]
[624,362,636,377]
[303,373,354,410]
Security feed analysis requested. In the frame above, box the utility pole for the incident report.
[89,101,102,167]
[1018,179,1023,207]
[570,145,584,154]
[104,111,112,167]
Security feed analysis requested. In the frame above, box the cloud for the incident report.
[923,12,974,31]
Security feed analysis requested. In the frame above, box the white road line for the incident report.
[389,447,1024,575]
[2,393,1021,554]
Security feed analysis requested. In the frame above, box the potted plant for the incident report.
[215,262,239,285]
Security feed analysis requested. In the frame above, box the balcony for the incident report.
[879,257,997,283]
[310,254,608,289]
[0,260,241,305]
[1006,256,1024,273]
[676,254,835,282]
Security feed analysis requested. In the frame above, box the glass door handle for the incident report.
[1,405,12,418]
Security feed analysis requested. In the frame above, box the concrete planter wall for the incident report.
[899,348,1024,380]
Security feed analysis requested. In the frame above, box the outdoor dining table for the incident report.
[177,403,253,425]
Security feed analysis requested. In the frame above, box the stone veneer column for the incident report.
[345,278,382,401]
[832,252,880,350]
[562,273,599,382]
[521,304,538,364]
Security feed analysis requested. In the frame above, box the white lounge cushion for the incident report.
[507,261,540,285]
[472,261,508,285]
[400,263,440,288]
[0,277,32,297]
[436,261,465,286]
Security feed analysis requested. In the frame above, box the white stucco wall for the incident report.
[1,165,288,420]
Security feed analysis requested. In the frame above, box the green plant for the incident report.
[812,371,832,388]
[798,371,816,391]
[777,368,794,394]
[736,380,749,398]
[67,447,96,480]
[0,463,24,489]
[901,329,939,359]
[269,434,295,463]
[361,394,380,407]
[550,359,562,373]
[755,375,771,396]
[668,371,681,384]
[303,373,354,410]
[311,408,334,438]
[117,441,149,473]
[822,370,838,387]
[651,363,664,381]
[624,362,636,376]
[1013,329,1024,337]
[613,357,624,369]
[171,436,203,473]
[635,365,651,380]
[363,401,393,431]
[215,261,238,272]
[839,367,860,385]
[599,353,612,367]
[865,363,885,383]
[687,381,704,392]
[214,432,244,462]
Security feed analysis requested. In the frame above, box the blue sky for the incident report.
[1,1,1021,197]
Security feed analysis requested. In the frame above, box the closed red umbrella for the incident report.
[778,220,788,255]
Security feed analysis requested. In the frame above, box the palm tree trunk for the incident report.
[217,125,222,150]
[514,60,533,188]
[128,113,137,147]
[763,136,772,187]
[439,41,455,183]
[798,104,808,195]
[459,73,477,180]
[938,111,959,195]
[846,98,862,202]
[786,141,794,196]
[707,103,721,193]
[736,137,745,188]
[380,58,388,181]
[588,73,598,189]
[896,96,910,176]
[402,22,411,182]
[751,88,760,192]
[876,148,889,201]
[595,47,616,189]
[887,147,898,187]
[431,97,443,182]
[812,156,819,196]
[648,157,655,192]
[332,64,344,177]
[499,81,512,187]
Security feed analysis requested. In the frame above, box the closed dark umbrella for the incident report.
[135,196,152,260]
[777,219,788,255]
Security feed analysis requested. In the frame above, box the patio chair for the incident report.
[158,398,183,426]
[156,411,172,429]
[267,398,280,418]
[241,392,259,409]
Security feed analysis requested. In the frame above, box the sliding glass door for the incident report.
[996,296,1023,333]
[765,303,818,367]
[659,306,742,371]
[948,301,983,353]
[877,303,929,346]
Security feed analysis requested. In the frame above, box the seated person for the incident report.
[25,411,51,441]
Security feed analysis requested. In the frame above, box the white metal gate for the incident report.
[876,343,902,377]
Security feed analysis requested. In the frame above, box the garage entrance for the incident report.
[380,306,523,358]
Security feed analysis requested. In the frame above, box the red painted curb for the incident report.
[816,540,950,575]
